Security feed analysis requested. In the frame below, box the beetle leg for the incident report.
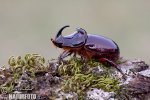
[99,58,126,79]
[58,51,72,61]
[73,53,77,58]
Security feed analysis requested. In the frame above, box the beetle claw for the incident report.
[58,57,63,64]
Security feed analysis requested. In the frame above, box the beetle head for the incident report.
[51,25,88,48]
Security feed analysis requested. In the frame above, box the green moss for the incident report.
[0,54,47,93]
[0,54,120,99]
[59,57,120,99]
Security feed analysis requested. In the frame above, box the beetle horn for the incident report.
[76,27,88,39]
[56,25,70,39]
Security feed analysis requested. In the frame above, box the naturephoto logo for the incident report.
[8,93,37,100]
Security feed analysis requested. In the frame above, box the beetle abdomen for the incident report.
[84,34,120,62]
[86,34,119,50]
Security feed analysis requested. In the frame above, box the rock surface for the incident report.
[0,55,150,100]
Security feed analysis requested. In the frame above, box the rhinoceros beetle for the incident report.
[51,25,125,78]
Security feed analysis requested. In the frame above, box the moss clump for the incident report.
[59,58,120,99]
[0,54,47,94]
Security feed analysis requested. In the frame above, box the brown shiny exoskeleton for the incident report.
[51,25,125,78]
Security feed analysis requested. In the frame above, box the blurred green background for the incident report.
[0,0,150,66]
